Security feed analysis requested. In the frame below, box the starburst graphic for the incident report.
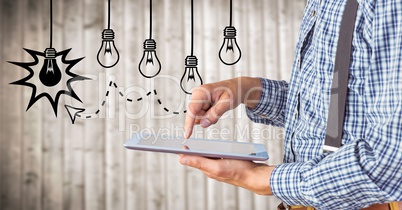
[8,48,89,116]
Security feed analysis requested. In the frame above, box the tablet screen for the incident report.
[138,135,258,155]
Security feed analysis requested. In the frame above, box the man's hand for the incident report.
[181,77,271,195]
[179,154,274,195]
[184,77,262,139]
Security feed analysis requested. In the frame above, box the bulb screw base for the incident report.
[185,55,198,67]
[44,48,56,59]
[102,29,115,40]
[143,39,157,50]
[224,26,237,38]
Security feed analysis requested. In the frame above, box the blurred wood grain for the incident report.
[0,0,305,209]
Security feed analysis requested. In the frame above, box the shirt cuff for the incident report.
[270,163,312,207]
[246,78,288,127]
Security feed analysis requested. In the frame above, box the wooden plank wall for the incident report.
[0,0,305,210]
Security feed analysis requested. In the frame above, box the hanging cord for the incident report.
[190,0,194,56]
[107,0,111,29]
[149,0,152,39]
[49,0,53,48]
[229,0,232,26]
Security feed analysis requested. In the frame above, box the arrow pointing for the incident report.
[64,105,85,124]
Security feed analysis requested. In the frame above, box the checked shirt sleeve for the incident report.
[270,1,402,209]
[270,139,402,209]
[246,77,288,127]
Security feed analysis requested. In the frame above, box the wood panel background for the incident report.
[0,0,305,209]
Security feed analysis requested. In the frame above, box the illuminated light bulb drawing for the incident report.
[181,56,203,95]
[219,0,242,65]
[138,0,161,78]
[97,29,120,68]
[39,48,62,87]
[97,0,120,68]
[139,39,161,78]
[8,0,89,118]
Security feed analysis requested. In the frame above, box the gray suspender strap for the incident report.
[323,0,359,152]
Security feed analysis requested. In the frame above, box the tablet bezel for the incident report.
[124,133,269,161]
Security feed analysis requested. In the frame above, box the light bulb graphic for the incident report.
[97,29,120,68]
[219,26,241,65]
[138,39,161,78]
[39,48,62,87]
[180,56,203,95]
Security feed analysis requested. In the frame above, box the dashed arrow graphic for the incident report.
[65,80,187,124]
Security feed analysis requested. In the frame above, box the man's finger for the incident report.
[179,155,220,173]
[184,112,196,139]
[200,92,232,127]
[184,87,212,138]
[184,108,208,138]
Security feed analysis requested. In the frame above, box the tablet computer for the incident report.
[124,133,269,161]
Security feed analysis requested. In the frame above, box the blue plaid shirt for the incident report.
[246,0,402,209]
